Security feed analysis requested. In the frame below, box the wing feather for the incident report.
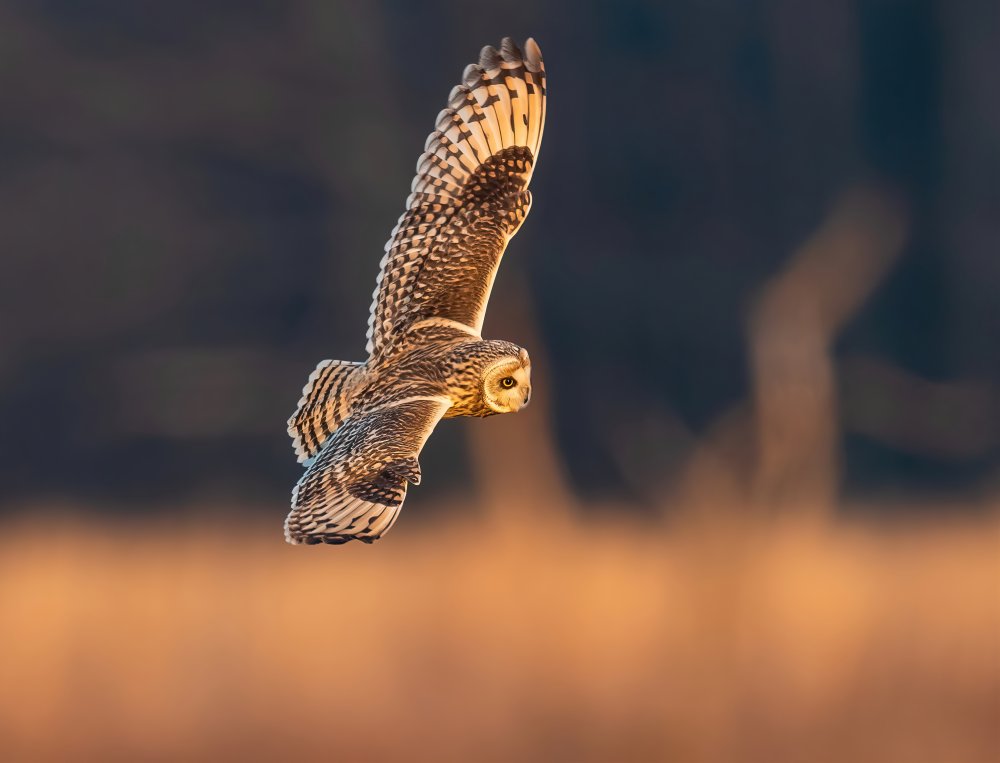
[365,37,546,357]
[284,397,448,545]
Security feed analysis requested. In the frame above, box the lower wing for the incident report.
[284,397,449,545]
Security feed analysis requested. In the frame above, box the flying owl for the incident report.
[285,37,547,545]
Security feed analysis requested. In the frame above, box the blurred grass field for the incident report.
[0,502,996,762]
[1,187,996,761]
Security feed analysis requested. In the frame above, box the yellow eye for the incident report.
[500,376,517,389]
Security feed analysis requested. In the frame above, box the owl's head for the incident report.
[482,347,532,413]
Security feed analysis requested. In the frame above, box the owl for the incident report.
[284,38,546,545]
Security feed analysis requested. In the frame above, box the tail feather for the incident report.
[287,360,364,464]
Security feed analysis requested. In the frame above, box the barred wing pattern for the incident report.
[285,398,449,545]
[366,37,546,356]
[287,359,364,464]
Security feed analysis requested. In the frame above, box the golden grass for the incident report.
[0,504,996,762]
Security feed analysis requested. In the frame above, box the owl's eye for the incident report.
[500,376,517,389]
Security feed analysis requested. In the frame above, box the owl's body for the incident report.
[292,329,529,453]
[284,38,546,545]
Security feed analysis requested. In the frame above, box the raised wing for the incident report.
[284,397,449,545]
[366,37,546,357]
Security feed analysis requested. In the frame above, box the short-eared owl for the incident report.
[285,38,546,545]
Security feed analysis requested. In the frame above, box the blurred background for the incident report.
[0,1,997,761]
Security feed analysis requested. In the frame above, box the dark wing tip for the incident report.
[447,84,467,107]
[479,44,501,70]
[524,38,543,71]
[462,63,482,87]
[499,37,522,63]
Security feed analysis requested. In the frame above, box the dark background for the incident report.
[1,0,997,513]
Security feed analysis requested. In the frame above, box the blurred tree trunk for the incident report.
[747,186,907,517]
